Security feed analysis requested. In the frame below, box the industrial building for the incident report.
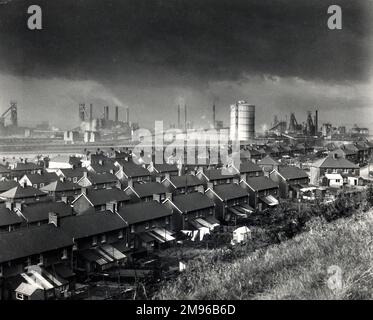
[65,104,133,143]
[229,100,255,141]
[268,110,319,137]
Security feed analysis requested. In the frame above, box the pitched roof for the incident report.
[169,175,204,188]
[258,155,279,166]
[0,224,73,263]
[209,184,249,201]
[199,168,238,181]
[0,185,47,200]
[0,164,10,174]
[152,163,178,173]
[0,205,23,227]
[276,166,309,180]
[244,176,279,191]
[90,162,117,174]
[40,180,80,192]
[84,188,130,206]
[0,180,18,193]
[121,162,151,178]
[87,172,118,184]
[23,172,58,185]
[337,148,357,156]
[20,201,73,223]
[12,162,43,171]
[239,161,262,173]
[311,155,359,169]
[60,211,127,239]
[171,192,215,213]
[60,167,87,179]
[130,182,168,198]
[117,201,172,224]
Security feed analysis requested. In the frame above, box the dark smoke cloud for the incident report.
[0,0,371,85]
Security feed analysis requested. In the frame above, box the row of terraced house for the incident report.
[0,140,371,300]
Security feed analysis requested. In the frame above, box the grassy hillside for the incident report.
[154,212,373,300]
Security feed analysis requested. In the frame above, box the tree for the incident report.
[366,183,373,207]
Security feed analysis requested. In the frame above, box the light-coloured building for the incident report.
[230,100,255,141]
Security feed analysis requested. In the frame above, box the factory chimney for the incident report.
[89,104,93,121]
[79,103,86,121]
[184,104,187,131]
[103,106,109,121]
[177,105,181,129]
[126,107,129,124]
[115,106,119,123]
[314,109,318,135]
[212,103,216,128]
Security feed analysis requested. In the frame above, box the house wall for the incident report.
[0,247,73,279]
[170,207,214,231]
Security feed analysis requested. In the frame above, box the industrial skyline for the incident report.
[0,0,372,130]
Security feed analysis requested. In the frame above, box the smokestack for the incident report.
[177,105,180,128]
[126,107,129,123]
[115,106,119,122]
[184,104,187,131]
[103,106,109,121]
[315,109,318,134]
[79,103,85,121]
[212,103,216,128]
[89,104,93,121]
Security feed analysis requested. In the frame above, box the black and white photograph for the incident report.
[0,0,373,307]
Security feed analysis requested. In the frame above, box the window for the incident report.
[118,230,124,239]
[336,179,340,183]
[101,234,107,244]
[16,292,25,300]
[38,254,44,265]
[61,249,68,260]
[92,236,98,246]
[332,169,337,173]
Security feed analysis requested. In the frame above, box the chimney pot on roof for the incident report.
[127,178,133,188]
[48,212,58,227]
[5,200,13,211]
[165,192,173,201]
[14,202,23,212]
[153,193,161,203]
[196,185,205,194]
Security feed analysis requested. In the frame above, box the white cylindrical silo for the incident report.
[229,100,255,141]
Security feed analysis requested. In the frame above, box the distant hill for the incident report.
[154,212,373,300]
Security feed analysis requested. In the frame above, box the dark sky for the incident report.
[0,0,372,129]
